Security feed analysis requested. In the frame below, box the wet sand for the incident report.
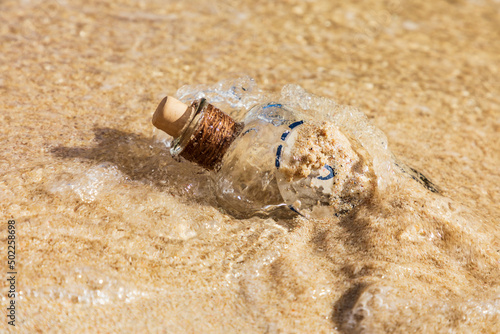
[1,0,499,333]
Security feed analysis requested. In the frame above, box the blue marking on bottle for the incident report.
[281,130,290,141]
[317,165,335,180]
[289,120,304,129]
[263,103,283,109]
[288,205,304,216]
[275,145,283,168]
[241,128,257,136]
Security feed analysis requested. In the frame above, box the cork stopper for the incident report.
[152,96,193,138]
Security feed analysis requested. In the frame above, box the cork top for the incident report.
[152,96,193,138]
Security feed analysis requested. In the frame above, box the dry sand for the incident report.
[1,0,499,333]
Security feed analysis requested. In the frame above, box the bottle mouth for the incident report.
[170,98,207,157]
[169,98,244,170]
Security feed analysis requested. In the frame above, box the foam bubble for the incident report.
[48,163,123,203]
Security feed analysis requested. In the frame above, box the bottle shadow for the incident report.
[50,127,215,205]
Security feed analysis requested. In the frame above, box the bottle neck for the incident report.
[170,98,243,171]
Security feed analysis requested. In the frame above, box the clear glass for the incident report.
[168,100,377,218]
[213,103,298,218]
[211,102,376,218]
[170,100,205,157]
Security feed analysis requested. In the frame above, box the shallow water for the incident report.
[1,0,499,333]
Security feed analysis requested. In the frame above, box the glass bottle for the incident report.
[153,96,376,218]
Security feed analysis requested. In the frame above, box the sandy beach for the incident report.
[1,0,499,332]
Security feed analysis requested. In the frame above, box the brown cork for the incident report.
[152,96,193,138]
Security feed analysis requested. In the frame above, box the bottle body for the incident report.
[168,99,376,218]
[213,103,298,217]
[212,102,376,217]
